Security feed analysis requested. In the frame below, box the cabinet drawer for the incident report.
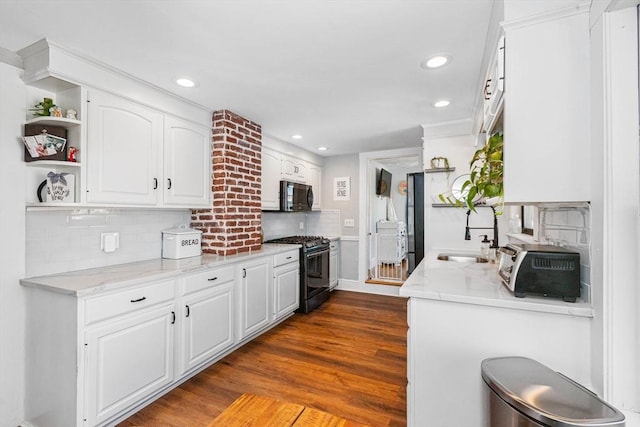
[182,265,235,295]
[85,280,175,325]
[273,250,299,268]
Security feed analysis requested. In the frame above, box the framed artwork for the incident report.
[334,177,351,201]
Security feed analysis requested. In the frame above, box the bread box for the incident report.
[162,225,202,259]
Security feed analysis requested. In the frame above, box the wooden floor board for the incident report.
[118,290,407,427]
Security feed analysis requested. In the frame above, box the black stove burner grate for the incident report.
[266,235,329,249]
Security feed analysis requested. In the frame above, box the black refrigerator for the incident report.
[406,173,424,275]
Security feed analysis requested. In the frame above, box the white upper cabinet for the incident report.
[261,143,322,211]
[502,8,590,203]
[87,90,211,207]
[261,147,281,210]
[482,35,505,133]
[281,157,307,183]
[307,163,322,210]
[18,39,213,209]
[163,115,211,207]
[87,90,162,205]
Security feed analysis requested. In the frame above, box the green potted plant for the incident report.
[439,132,503,212]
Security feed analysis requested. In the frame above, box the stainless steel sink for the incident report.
[437,253,489,263]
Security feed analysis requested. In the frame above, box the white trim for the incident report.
[18,39,211,113]
[600,7,640,411]
[338,235,359,242]
[358,147,421,284]
[502,1,591,31]
[0,46,23,69]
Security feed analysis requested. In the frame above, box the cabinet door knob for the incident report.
[171,311,176,324]
[242,268,246,278]
[153,178,158,190]
[167,178,172,190]
[185,305,190,318]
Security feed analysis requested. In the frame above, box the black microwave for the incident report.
[280,181,313,212]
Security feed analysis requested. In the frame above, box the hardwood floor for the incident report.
[118,290,408,427]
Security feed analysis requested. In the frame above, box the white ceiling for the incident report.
[0,0,496,156]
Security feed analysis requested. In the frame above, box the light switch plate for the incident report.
[344,219,355,227]
[101,232,120,253]
[299,221,305,230]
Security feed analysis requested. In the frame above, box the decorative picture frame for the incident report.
[334,176,351,201]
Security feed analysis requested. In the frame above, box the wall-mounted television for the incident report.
[376,168,392,197]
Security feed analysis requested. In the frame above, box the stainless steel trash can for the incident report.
[481,357,625,427]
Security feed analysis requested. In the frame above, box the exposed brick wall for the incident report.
[191,110,262,256]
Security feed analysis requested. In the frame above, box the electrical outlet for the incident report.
[101,232,120,253]
[344,219,355,227]
[299,221,305,230]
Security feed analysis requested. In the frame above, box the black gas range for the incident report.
[265,235,331,313]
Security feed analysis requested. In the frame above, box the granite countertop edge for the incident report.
[20,243,301,297]
[399,250,594,318]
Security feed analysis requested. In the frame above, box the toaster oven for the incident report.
[497,244,581,302]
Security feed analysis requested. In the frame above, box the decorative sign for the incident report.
[333,176,351,201]
[398,180,407,195]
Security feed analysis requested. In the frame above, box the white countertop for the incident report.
[20,244,301,297]
[399,250,594,317]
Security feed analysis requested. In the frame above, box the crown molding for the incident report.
[502,1,590,31]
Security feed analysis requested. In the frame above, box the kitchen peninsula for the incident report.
[400,251,593,426]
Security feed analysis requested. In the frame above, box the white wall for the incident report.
[320,153,360,236]
[423,134,508,251]
[0,61,27,427]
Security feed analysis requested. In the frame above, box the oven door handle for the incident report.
[307,248,329,257]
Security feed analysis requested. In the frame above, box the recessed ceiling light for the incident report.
[421,54,451,70]
[317,147,328,151]
[434,100,450,108]
[292,134,303,140]
[176,77,196,88]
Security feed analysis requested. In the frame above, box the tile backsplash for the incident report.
[509,204,591,303]
[26,208,192,277]
[261,210,341,241]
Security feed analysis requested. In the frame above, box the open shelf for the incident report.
[25,160,81,168]
[424,167,456,174]
[25,116,81,128]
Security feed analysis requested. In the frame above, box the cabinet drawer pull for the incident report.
[171,311,176,324]
[207,277,218,281]
[130,297,147,303]
[242,268,246,278]
[167,178,172,190]
[286,256,292,260]
[185,305,190,317]
[153,178,158,190]
[484,79,492,100]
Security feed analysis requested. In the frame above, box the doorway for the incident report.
[358,148,422,287]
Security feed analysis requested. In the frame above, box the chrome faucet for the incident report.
[465,205,499,248]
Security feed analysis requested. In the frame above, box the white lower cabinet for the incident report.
[406,297,592,426]
[23,251,304,427]
[84,302,175,426]
[237,257,272,340]
[178,266,235,376]
[272,250,300,319]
